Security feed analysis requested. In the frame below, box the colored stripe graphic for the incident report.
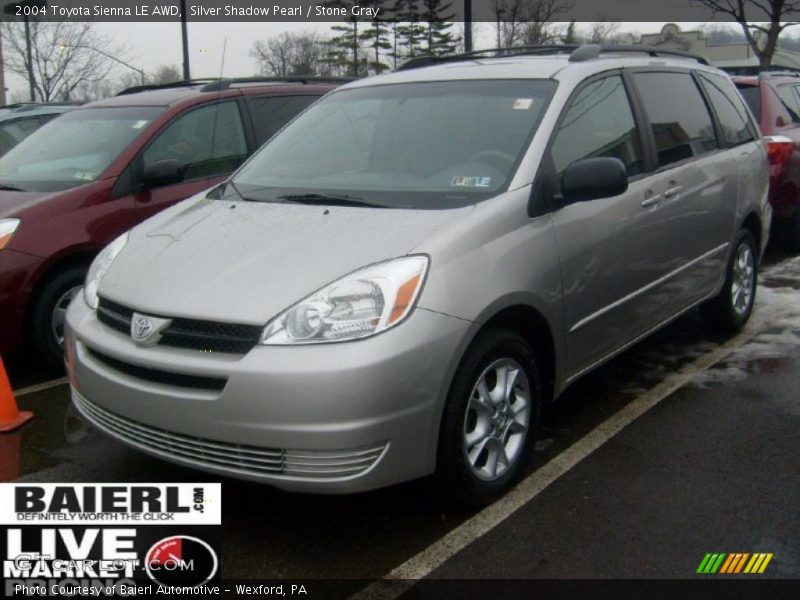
[699,552,773,574]
[697,553,727,573]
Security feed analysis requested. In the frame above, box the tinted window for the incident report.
[699,73,755,146]
[250,96,318,143]
[143,101,247,183]
[0,117,41,156]
[230,80,556,209]
[551,75,644,178]
[776,85,800,122]
[0,107,164,192]
[633,72,718,167]
[735,84,761,122]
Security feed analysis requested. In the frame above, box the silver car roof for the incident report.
[343,54,728,90]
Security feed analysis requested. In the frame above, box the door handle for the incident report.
[663,185,683,199]
[641,194,662,208]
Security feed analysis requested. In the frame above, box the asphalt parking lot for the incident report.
[4,248,799,594]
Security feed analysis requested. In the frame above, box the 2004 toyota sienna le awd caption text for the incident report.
[65,45,770,505]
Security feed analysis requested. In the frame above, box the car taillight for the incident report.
[764,135,794,177]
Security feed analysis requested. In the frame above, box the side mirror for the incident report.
[560,157,628,204]
[141,159,184,189]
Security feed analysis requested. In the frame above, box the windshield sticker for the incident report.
[132,120,149,129]
[513,98,534,110]
[451,176,492,188]
[74,170,96,181]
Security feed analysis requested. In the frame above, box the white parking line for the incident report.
[351,319,762,600]
[14,377,69,397]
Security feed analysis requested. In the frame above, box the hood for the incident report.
[100,195,472,324]
[0,189,58,219]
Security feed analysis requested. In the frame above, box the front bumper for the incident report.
[65,298,476,493]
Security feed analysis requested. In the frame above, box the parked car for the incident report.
[0,77,344,367]
[733,71,800,249]
[65,46,770,505]
[0,103,76,157]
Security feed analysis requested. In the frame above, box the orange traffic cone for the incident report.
[0,356,34,433]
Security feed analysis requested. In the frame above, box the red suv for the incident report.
[734,71,800,249]
[0,78,343,366]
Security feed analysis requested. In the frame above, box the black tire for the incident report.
[700,229,758,333]
[436,327,542,506]
[29,265,87,370]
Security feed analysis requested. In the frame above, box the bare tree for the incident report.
[691,0,800,68]
[150,65,183,85]
[251,31,337,77]
[587,20,620,44]
[1,21,130,102]
[492,0,572,47]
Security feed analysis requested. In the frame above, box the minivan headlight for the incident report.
[261,256,429,345]
[84,233,129,309]
[0,218,21,250]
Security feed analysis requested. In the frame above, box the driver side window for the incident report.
[551,75,644,178]
[142,101,247,184]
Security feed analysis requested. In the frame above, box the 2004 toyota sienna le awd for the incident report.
[65,45,771,505]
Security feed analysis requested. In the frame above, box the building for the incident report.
[641,23,800,75]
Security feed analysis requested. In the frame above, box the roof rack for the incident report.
[200,76,354,91]
[397,43,708,71]
[116,79,218,96]
[759,67,800,78]
[117,76,354,96]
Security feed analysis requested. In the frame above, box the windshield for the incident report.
[0,106,164,192]
[230,80,555,208]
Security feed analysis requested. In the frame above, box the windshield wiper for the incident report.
[276,193,383,208]
[0,183,26,192]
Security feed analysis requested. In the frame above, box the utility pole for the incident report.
[463,0,472,52]
[23,15,34,100]
[180,0,190,79]
[0,24,6,105]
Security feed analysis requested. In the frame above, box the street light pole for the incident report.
[60,45,146,86]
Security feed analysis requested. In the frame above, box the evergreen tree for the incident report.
[419,0,457,56]
[359,0,393,74]
[393,0,426,61]
[326,1,362,76]
[563,20,578,44]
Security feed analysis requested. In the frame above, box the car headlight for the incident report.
[261,255,429,345]
[0,218,20,250]
[84,233,129,309]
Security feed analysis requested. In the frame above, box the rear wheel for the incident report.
[437,328,542,506]
[701,230,758,333]
[29,266,86,370]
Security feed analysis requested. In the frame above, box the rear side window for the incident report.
[633,72,718,168]
[735,84,761,122]
[699,73,756,146]
[775,85,800,122]
[249,96,318,144]
[551,75,644,178]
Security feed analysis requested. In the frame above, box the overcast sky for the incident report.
[2,21,709,100]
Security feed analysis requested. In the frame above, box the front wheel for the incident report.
[29,266,86,370]
[700,230,758,333]
[436,328,542,506]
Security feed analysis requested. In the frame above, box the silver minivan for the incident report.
[65,45,771,504]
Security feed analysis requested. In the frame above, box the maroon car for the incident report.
[734,72,800,249]
[0,78,342,366]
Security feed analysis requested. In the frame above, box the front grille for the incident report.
[97,297,263,354]
[88,348,227,392]
[73,391,386,479]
